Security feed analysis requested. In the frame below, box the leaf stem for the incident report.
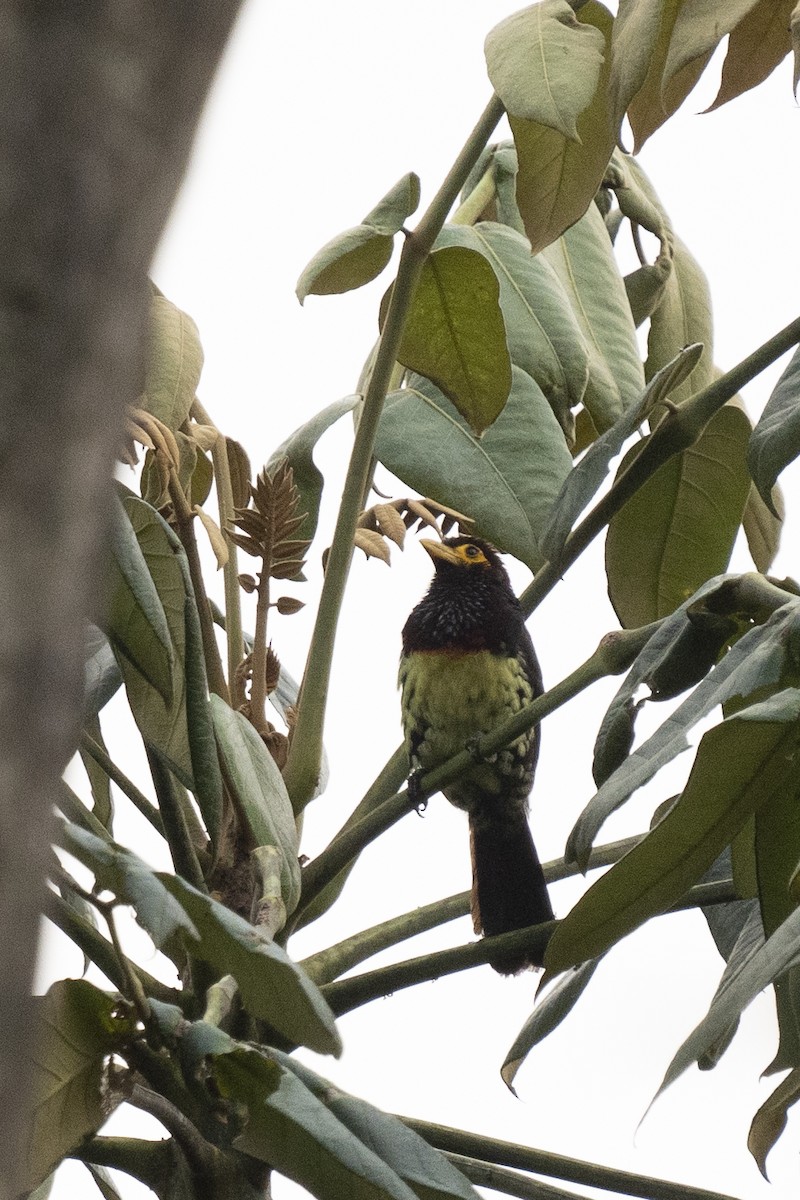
[192,398,244,686]
[168,468,230,701]
[521,313,800,615]
[283,94,506,812]
[79,731,165,835]
[402,1121,743,1200]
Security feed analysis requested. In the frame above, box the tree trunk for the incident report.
[0,3,243,1192]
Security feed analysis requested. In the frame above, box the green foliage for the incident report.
[36,3,800,1197]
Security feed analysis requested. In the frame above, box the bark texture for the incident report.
[0,3,243,1191]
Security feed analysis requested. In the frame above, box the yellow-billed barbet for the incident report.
[399,536,553,973]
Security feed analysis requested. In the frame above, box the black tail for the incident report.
[469,811,554,974]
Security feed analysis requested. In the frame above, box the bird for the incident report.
[399,534,554,974]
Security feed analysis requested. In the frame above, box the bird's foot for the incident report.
[407,769,428,816]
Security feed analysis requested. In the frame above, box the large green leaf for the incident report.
[654,882,800,1105]
[106,494,174,705]
[210,696,301,915]
[60,822,340,1055]
[60,822,199,961]
[541,344,702,563]
[605,404,752,627]
[266,395,359,543]
[748,345,800,516]
[114,492,194,786]
[645,235,714,404]
[485,0,605,140]
[542,198,645,431]
[742,484,783,573]
[297,173,420,302]
[617,0,715,152]
[708,0,795,111]
[754,716,800,1074]
[144,292,203,432]
[547,693,800,976]
[83,626,123,719]
[271,1050,479,1200]
[664,0,768,97]
[572,599,800,865]
[25,980,133,1192]
[383,245,512,437]
[374,369,572,572]
[159,877,341,1056]
[501,958,602,1092]
[435,222,589,439]
[508,2,616,253]
[748,1068,800,1178]
[212,1047,417,1200]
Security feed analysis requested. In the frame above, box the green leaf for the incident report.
[364,173,422,234]
[266,395,359,543]
[509,1,615,255]
[210,696,301,915]
[144,293,203,431]
[383,245,512,437]
[748,1068,800,1178]
[662,1,764,96]
[296,173,420,302]
[748,345,800,516]
[742,483,784,573]
[182,583,223,848]
[708,0,795,110]
[754,714,800,1074]
[485,0,605,140]
[114,493,194,787]
[541,344,702,564]
[79,714,114,830]
[645,235,714,404]
[60,822,199,960]
[374,368,572,572]
[159,876,341,1056]
[541,198,645,431]
[617,0,715,152]
[605,404,752,627]
[435,222,590,441]
[654,887,800,1105]
[83,626,123,718]
[607,0,664,137]
[548,696,800,975]
[573,600,800,865]
[106,494,174,705]
[25,980,133,1192]
[270,1050,479,1200]
[501,959,602,1093]
[212,1047,415,1199]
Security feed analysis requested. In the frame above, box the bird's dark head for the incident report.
[402,535,522,654]
[419,536,511,586]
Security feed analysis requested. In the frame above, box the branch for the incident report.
[282,94,506,812]
[445,1152,614,1200]
[402,1121,743,1200]
[79,731,165,836]
[521,313,800,615]
[320,880,739,1017]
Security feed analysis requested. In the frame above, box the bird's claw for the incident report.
[407,770,428,816]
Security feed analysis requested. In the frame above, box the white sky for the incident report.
[43,3,800,1198]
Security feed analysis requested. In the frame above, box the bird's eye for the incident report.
[464,544,481,558]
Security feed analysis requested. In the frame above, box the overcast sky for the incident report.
[46,3,800,1198]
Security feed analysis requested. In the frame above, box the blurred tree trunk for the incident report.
[0,3,243,1192]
